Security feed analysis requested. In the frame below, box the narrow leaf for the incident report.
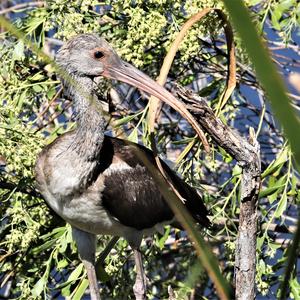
[72,279,89,300]
[32,277,47,297]
[274,194,288,218]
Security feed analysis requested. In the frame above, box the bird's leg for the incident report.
[133,249,147,300]
[83,259,100,300]
[72,227,100,300]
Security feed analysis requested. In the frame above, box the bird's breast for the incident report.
[36,136,175,239]
[36,149,140,237]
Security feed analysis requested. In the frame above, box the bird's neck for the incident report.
[71,77,106,161]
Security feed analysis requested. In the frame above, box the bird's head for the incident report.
[56,34,121,79]
[56,34,208,147]
[55,33,187,110]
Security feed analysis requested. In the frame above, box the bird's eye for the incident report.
[94,51,104,59]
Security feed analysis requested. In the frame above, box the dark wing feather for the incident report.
[100,136,210,230]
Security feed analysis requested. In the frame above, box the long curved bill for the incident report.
[103,61,209,152]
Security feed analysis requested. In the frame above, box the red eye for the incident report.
[94,51,104,59]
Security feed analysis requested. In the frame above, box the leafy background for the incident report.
[0,0,299,299]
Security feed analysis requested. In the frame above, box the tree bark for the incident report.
[174,85,261,300]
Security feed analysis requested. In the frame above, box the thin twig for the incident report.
[36,86,63,120]
[0,181,42,198]
[0,1,45,15]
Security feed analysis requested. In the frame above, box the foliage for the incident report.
[0,0,299,299]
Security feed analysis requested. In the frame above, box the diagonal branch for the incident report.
[0,2,45,16]
[0,181,42,198]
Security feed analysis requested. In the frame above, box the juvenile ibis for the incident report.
[35,34,210,300]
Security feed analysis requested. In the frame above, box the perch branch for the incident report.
[175,85,261,300]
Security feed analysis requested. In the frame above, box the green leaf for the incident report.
[57,259,69,270]
[12,40,24,61]
[32,276,47,297]
[278,0,294,11]
[274,193,287,218]
[40,226,66,240]
[16,90,27,113]
[68,264,84,282]
[257,236,264,250]
[219,146,233,163]
[58,234,68,253]
[72,279,89,300]
[259,185,283,199]
[232,165,242,176]
[289,174,298,196]
[172,137,196,145]
[59,264,84,296]
[32,239,58,254]
[175,138,196,165]
[26,16,45,34]
[61,283,72,297]
[259,175,286,199]
[47,86,56,99]
[248,0,263,5]
[157,226,171,250]
[290,277,300,300]
[115,111,143,126]
[32,84,43,92]
[262,147,288,178]
[29,72,44,82]
[269,242,281,252]
[258,259,266,273]
[128,128,138,143]
[32,251,54,297]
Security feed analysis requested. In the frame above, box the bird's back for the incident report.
[99,136,210,229]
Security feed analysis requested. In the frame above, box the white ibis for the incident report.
[35,34,210,300]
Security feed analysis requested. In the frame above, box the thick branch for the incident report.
[175,85,261,300]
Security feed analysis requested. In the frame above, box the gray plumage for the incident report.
[35,34,209,300]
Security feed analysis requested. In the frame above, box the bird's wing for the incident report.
[98,136,210,230]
